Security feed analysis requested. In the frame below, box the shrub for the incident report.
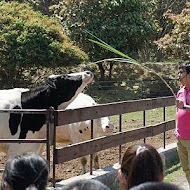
[0,1,88,69]
[0,1,88,88]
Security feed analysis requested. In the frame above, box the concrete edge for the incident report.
[55,142,178,188]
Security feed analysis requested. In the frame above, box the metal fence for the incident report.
[0,96,176,186]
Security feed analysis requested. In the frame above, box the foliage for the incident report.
[155,2,190,60]
[5,0,188,63]
[140,0,187,61]
[4,0,59,15]
[0,1,88,87]
[51,0,157,79]
[146,0,187,39]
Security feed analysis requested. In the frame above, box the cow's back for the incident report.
[0,88,27,109]
[0,88,24,139]
[56,93,99,144]
[66,93,96,109]
[0,88,45,156]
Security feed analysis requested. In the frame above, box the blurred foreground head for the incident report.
[60,179,110,190]
[118,144,164,190]
[1,153,49,190]
[129,182,183,190]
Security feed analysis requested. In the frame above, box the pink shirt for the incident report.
[176,86,190,139]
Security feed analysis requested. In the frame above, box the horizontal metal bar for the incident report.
[0,109,47,114]
[0,139,47,143]
[57,96,175,125]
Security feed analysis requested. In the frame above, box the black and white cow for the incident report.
[57,93,114,174]
[0,71,93,157]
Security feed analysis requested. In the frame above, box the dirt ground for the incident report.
[52,129,176,181]
[0,129,176,184]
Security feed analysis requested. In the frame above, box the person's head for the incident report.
[118,144,164,190]
[129,182,182,190]
[60,179,110,190]
[178,61,190,86]
[1,153,49,190]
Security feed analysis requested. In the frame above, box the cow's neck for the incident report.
[21,86,58,109]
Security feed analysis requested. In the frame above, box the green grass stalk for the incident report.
[87,31,176,98]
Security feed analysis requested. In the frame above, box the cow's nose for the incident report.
[86,71,94,78]
[106,126,113,131]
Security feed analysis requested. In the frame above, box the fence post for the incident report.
[48,107,55,146]
[143,110,146,143]
[46,109,51,169]
[46,107,56,187]
[90,119,94,175]
[119,114,122,164]
[163,107,166,149]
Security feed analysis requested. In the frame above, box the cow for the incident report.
[0,71,93,157]
[56,93,114,174]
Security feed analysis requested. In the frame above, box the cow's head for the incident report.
[94,117,114,136]
[100,117,114,135]
[46,71,94,108]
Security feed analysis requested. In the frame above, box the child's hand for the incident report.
[176,99,184,109]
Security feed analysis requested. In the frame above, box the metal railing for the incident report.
[0,96,176,187]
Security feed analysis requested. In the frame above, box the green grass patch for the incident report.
[110,105,176,131]
[165,162,183,183]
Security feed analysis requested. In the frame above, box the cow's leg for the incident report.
[94,153,99,169]
[81,156,87,174]
[80,154,99,174]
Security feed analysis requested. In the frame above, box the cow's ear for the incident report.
[46,77,57,89]
[9,105,21,135]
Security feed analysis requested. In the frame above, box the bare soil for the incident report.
[0,129,176,184]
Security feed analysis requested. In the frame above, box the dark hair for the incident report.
[121,144,163,189]
[129,182,182,190]
[179,61,190,74]
[60,179,110,190]
[1,153,49,190]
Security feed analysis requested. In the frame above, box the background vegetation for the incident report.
[0,1,185,183]
[156,2,190,60]
[0,1,87,88]
[51,0,156,79]
[0,0,188,102]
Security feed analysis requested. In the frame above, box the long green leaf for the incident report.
[88,39,137,63]
[87,31,176,97]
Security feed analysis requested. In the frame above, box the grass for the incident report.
[110,105,176,131]
[164,162,183,183]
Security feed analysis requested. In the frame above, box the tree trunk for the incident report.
[156,49,164,62]
[97,63,105,80]
[108,62,113,79]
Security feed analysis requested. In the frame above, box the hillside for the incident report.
[85,62,180,103]
[0,61,180,103]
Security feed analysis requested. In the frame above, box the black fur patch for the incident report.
[17,74,83,139]
[79,130,83,134]
[9,105,21,135]
[19,114,46,139]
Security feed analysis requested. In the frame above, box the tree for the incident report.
[51,0,156,80]
[147,0,187,39]
[0,1,88,87]
[155,2,190,60]
[144,0,187,61]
